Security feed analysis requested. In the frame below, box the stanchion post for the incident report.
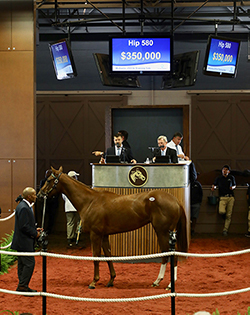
[41,235,48,315]
[42,254,47,315]
[169,230,177,315]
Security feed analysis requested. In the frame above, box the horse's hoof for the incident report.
[165,286,171,291]
[88,285,95,289]
[106,283,114,288]
[151,283,159,287]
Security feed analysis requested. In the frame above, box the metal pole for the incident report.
[41,196,48,315]
[42,235,48,315]
[42,254,47,315]
[169,230,177,315]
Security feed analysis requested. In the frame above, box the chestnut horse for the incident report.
[38,166,188,289]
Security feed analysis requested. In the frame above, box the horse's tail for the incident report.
[176,204,188,255]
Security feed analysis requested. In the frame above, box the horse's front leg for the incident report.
[102,235,116,287]
[88,232,102,289]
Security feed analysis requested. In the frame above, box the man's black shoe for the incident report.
[27,287,37,292]
[16,286,37,292]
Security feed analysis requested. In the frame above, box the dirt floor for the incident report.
[0,232,250,315]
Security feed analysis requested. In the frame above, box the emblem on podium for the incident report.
[128,166,148,187]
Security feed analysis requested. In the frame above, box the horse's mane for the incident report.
[65,173,94,192]
[64,173,119,196]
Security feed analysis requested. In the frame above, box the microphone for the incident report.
[159,145,165,149]
[148,146,159,152]
[116,143,121,148]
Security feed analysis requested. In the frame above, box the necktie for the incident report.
[176,145,179,155]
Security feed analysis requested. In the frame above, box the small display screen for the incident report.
[49,39,77,80]
[203,35,241,78]
[110,36,172,75]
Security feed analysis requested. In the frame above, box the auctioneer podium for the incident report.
[91,162,191,256]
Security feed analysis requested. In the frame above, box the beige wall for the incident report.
[0,1,35,239]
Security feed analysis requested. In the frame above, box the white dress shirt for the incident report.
[62,194,77,212]
[167,140,185,161]
[115,145,123,156]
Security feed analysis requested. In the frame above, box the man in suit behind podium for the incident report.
[153,135,178,163]
[100,133,137,164]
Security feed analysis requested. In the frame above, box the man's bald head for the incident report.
[23,187,36,198]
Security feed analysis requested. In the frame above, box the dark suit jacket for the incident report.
[11,200,37,252]
[154,147,178,163]
[106,146,134,163]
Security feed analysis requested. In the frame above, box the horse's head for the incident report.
[37,166,63,198]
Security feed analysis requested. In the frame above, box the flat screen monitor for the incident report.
[93,53,141,87]
[154,155,171,163]
[162,50,200,88]
[203,35,241,78]
[109,35,172,75]
[105,155,120,163]
[49,39,77,80]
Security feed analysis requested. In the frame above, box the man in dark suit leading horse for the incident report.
[11,187,43,293]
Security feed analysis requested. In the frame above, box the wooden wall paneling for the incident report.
[12,159,34,209]
[36,95,127,186]
[0,1,11,50]
[0,160,12,213]
[0,2,35,239]
[37,97,86,182]
[0,159,34,240]
[191,94,250,175]
[0,52,34,158]
[11,1,34,51]
[231,95,250,170]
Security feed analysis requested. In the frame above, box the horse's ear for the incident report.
[59,166,63,173]
[51,166,56,172]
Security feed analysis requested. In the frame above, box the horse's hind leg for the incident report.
[89,232,102,289]
[152,261,167,287]
[166,256,178,290]
[102,235,116,287]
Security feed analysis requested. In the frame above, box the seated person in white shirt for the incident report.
[152,135,178,163]
[99,133,137,164]
[167,132,189,161]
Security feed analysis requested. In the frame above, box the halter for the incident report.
[45,172,62,196]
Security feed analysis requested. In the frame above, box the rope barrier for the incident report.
[0,212,15,221]
[0,212,14,248]
[0,242,12,250]
[0,287,249,302]
[1,248,250,260]
[1,246,250,305]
